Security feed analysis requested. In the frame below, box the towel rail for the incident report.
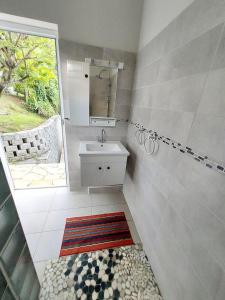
[129,121,225,176]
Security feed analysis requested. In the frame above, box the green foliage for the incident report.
[34,81,47,102]
[0,30,60,117]
[23,80,59,118]
[46,79,60,111]
[37,100,56,118]
[14,82,25,96]
[26,89,38,112]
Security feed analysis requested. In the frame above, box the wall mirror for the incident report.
[67,58,123,127]
[86,58,124,127]
[89,66,118,119]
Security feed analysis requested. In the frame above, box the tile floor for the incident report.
[13,187,141,284]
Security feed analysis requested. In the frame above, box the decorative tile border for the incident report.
[130,121,225,176]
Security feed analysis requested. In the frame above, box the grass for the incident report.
[0,94,46,133]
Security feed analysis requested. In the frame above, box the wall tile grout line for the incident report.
[153,208,213,300]
[131,69,225,92]
[130,121,225,176]
[137,16,225,72]
[165,191,225,276]
[186,21,225,152]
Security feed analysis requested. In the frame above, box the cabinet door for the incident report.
[103,162,126,185]
[67,61,90,126]
[81,163,104,186]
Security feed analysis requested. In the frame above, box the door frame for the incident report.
[0,13,70,188]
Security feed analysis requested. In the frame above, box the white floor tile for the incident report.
[15,196,53,215]
[14,186,138,268]
[52,187,70,194]
[91,192,126,207]
[34,260,48,284]
[26,233,41,259]
[54,187,87,195]
[14,187,56,200]
[20,212,48,234]
[44,207,92,231]
[51,193,91,210]
[34,230,64,262]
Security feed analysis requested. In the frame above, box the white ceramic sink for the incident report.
[79,141,129,156]
[86,143,120,152]
[79,141,129,186]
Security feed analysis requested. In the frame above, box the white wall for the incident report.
[0,0,143,52]
[139,0,194,49]
[125,0,225,299]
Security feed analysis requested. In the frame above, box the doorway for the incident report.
[0,27,68,189]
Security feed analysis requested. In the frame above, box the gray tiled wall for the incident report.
[123,0,225,299]
[59,40,135,190]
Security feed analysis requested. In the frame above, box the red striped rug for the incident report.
[60,212,133,256]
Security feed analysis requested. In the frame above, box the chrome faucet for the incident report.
[98,129,106,143]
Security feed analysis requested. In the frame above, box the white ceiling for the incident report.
[0,0,143,52]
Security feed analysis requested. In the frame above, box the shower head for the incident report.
[96,69,109,79]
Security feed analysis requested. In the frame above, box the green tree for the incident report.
[0,30,59,117]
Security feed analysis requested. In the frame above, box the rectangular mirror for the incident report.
[89,66,118,119]
[67,59,123,127]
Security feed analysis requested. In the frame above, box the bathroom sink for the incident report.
[86,143,121,152]
[79,141,129,156]
[79,141,129,187]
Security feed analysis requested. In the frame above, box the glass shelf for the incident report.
[0,269,7,298]
[11,245,32,296]
[1,287,15,300]
[0,161,10,207]
[30,279,40,300]
[0,160,40,300]
[0,196,19,253]
[20,265,36,300]
[1,223,26,277]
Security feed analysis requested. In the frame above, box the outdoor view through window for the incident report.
[0,29,66,188]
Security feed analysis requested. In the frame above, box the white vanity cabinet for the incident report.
[79,141,129,187]
[80,159,127,186]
